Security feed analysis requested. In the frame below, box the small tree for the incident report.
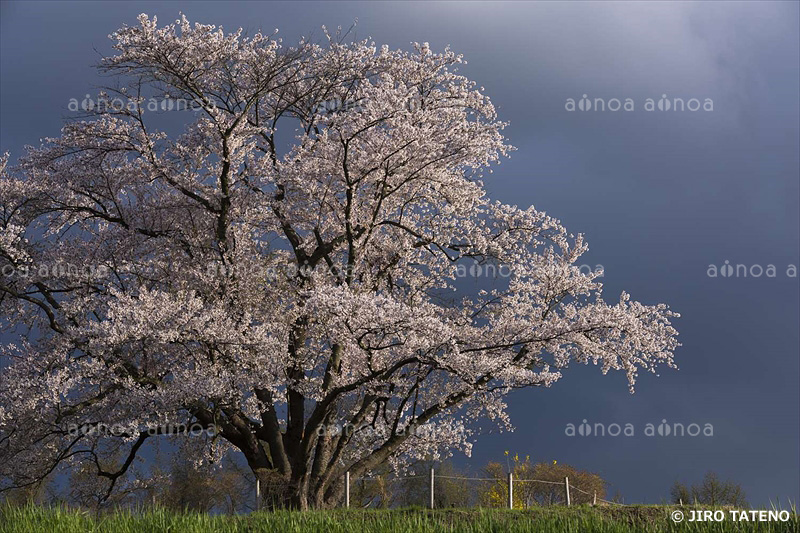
[480,452,535,508]
[432,460,473,508]
[158,442,259,513]
[670,481,691,505]
[347,459,469,508]
[347,461,394,508]
[528,460,606,506]
[670,471,747,507]
[480,454,606,508]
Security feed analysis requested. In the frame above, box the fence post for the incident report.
[564,476,570,506]
[429,467,435,509]
[593,491,597,506]
[345,471,350,508]
[508,472,513,509]
[255,478,261,511]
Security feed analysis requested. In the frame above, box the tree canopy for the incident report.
[0,15,679,508]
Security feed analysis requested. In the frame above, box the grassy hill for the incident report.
[1,504,797,532]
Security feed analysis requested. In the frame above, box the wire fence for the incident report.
[252,468,628,510]
[341,469,627,509]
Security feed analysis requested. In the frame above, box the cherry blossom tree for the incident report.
[0,15,679,509]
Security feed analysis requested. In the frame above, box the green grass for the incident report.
[0,504,797,533]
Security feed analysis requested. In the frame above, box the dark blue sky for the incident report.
[1,1,798,506]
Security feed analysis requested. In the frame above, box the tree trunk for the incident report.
[251,466,332,510]
[250,468,301,510]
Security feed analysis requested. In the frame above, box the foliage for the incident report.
[670,472,748,508]
[481,454,606,508]
[341,459,471,509]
